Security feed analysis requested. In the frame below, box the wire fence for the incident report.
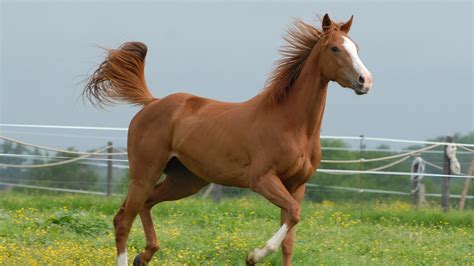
[0,123,473,207]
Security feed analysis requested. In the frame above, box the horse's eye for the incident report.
[331,46,340,52]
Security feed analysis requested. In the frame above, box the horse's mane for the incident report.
[263,20,323,104]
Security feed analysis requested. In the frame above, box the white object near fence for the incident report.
[446,143,461,175]
[410,156,426,207]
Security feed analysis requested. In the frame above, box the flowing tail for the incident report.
[83,42,155,106]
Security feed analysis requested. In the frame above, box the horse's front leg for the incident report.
[281,185,305,266]
[246,172,301,265]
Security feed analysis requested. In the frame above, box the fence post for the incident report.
[358,135,364,218]
[106,141,113,196]
[441,136,452,212]
[459,159,473,210]
[418,184,426,206]
[212,184,222,203]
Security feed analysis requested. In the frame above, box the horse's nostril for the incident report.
[358,74,365,85]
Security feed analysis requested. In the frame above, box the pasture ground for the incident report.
[0,191,472,265]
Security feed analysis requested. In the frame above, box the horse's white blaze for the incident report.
[342,36,369,75]
[248,224,289,263]
[117,251,128,266]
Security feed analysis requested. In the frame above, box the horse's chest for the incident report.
[278,153,314,183]
[275,142,321,185]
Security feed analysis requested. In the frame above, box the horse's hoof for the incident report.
[133,254,142,266]
[246,257,255,266]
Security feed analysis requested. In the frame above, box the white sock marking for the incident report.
[248,224,289,263]
[117,251,128,266]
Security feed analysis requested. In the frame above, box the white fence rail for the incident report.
[1,181,473,200]
[2,123,474,147]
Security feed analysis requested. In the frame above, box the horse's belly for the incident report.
[174,150,250,188]
[172,113,252,187]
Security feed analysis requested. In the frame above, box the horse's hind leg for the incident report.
[114,154,169,266]
[134,161,209,265]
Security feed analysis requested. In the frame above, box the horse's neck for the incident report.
[281,54,329,138]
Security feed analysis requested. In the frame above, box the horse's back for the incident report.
[127,92,246,154]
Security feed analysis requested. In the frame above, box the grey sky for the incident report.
[1,1,473,150]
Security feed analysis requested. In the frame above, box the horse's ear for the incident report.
[322,13,333,32]
[340,15,354,33]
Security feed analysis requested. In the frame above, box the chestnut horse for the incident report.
[84,14,372,266]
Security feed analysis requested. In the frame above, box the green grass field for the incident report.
[0,191,472,265]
